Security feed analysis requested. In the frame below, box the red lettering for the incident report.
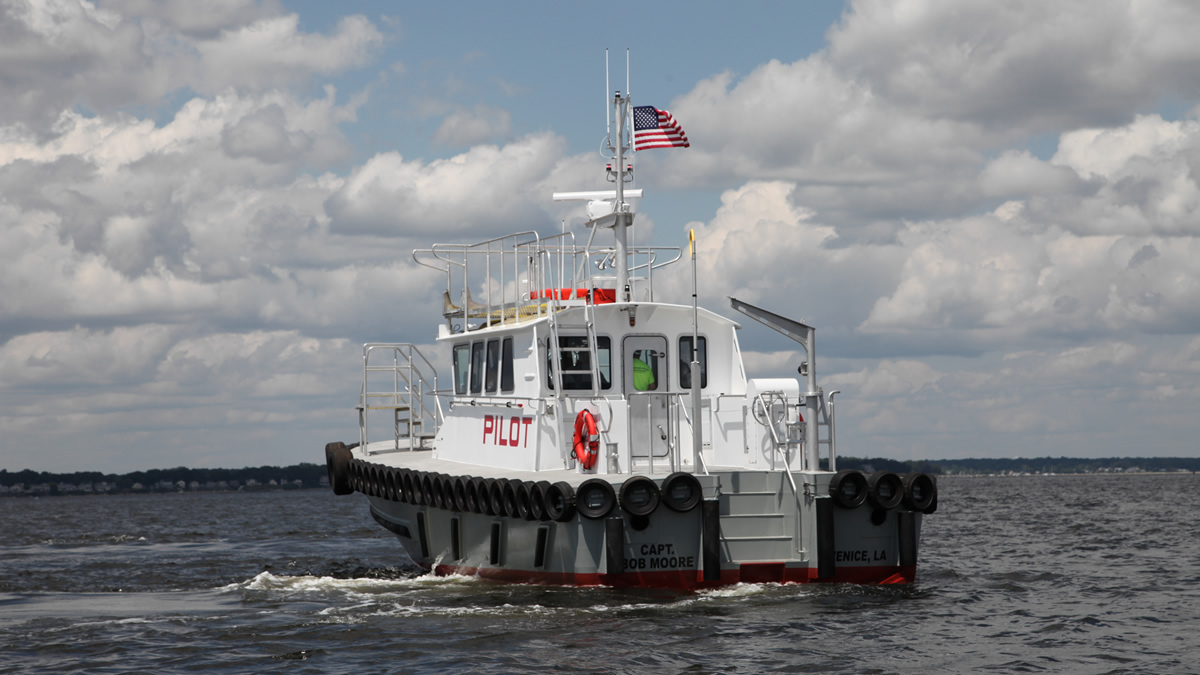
[483,415,494,443]
[499,415,509,446]
[509,417,521,447]
[522,417,534,447]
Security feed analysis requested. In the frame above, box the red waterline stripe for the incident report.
[427,563,916,590]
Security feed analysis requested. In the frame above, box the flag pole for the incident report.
[690,229,702,470]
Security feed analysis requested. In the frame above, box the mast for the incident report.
[613,91,631,301]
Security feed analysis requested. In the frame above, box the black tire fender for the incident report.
[576,478,616,519]
[452,476,468,512]
[619,475,660,517]
[867,471,904,510]
[829,469,868,509]
[660,472,702,512]
[544,481,576,522]
[487,478,504,517]
[902,472,937,512]
[501,479,519,518]
[326,442,354,496]
[515,481,535,520]
[424,470,439,502]
[465,476,483,513]
[435,474,452,510]
[530,481,551,521]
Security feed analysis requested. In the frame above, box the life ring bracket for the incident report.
[572,409,600,470]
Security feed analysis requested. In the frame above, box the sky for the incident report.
[3,0,1200,473]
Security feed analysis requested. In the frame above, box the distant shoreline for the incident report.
[4,456,1199,497]
[0,462,329,497]
[942,470,1198,477]
[0,486,329,498]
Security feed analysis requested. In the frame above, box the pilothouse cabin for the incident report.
[406,226,762,476]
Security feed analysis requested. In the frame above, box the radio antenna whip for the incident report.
[605,49,611,150]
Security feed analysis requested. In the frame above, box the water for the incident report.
[1,474,1197,673]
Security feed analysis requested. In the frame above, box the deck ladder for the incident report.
[359,344,442,453]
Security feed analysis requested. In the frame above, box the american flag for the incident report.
[633,106,690,150]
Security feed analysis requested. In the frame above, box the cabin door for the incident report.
[624,335,669,463]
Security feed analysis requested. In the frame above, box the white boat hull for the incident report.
[348,453,926,589]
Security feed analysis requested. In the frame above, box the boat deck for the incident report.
[359,441,744,489]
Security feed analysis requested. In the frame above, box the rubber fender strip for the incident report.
[898,511,918,568]
[450,516,462,561]
[534,525,550,569]
[605,517,624,575]
[817,497,836,579]
[417,511,429,560]
[489,521,502,566]
[702,499,721,582]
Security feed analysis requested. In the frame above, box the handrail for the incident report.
[625,390,708,475]
[360,343,440,454]
[676,397,709,475]
[826,390,840,472]
[754,393,806,555]
[415,232,683,329]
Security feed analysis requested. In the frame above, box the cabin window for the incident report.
[485,339,501,393]
[453,344,471,395]
[630,348,660,391]
[501,337,515,392]
[547,336,611,390]
[678,336,708,389]
[469,341,485,394]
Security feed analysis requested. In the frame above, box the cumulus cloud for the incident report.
[819,334,1196,459]
[0,325,365,468]
[0,0,382,132]
[325,133,567,236]
[432,104,512,147]
[666,109,1200,405]
[826,0,1200,132]
[97,0,281,37]
[647,0,1200,227]
[978,151,1085,198]
[193,13,382,91]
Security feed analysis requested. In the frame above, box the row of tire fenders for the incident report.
[326,442,938,523]
[325,441,701,523]
[829,469,938,514]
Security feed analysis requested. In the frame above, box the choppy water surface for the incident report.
[1,474,1197,673]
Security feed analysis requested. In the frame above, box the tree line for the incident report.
[3,455,1198,497]
[0,463,328,495]
[831,455,1200,475]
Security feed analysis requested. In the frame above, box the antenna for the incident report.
[626,49,631,153]
[605,49,610,148]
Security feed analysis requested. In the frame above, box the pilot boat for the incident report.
[323,89,937,589]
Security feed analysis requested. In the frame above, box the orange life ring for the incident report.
[573,409,599,469]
